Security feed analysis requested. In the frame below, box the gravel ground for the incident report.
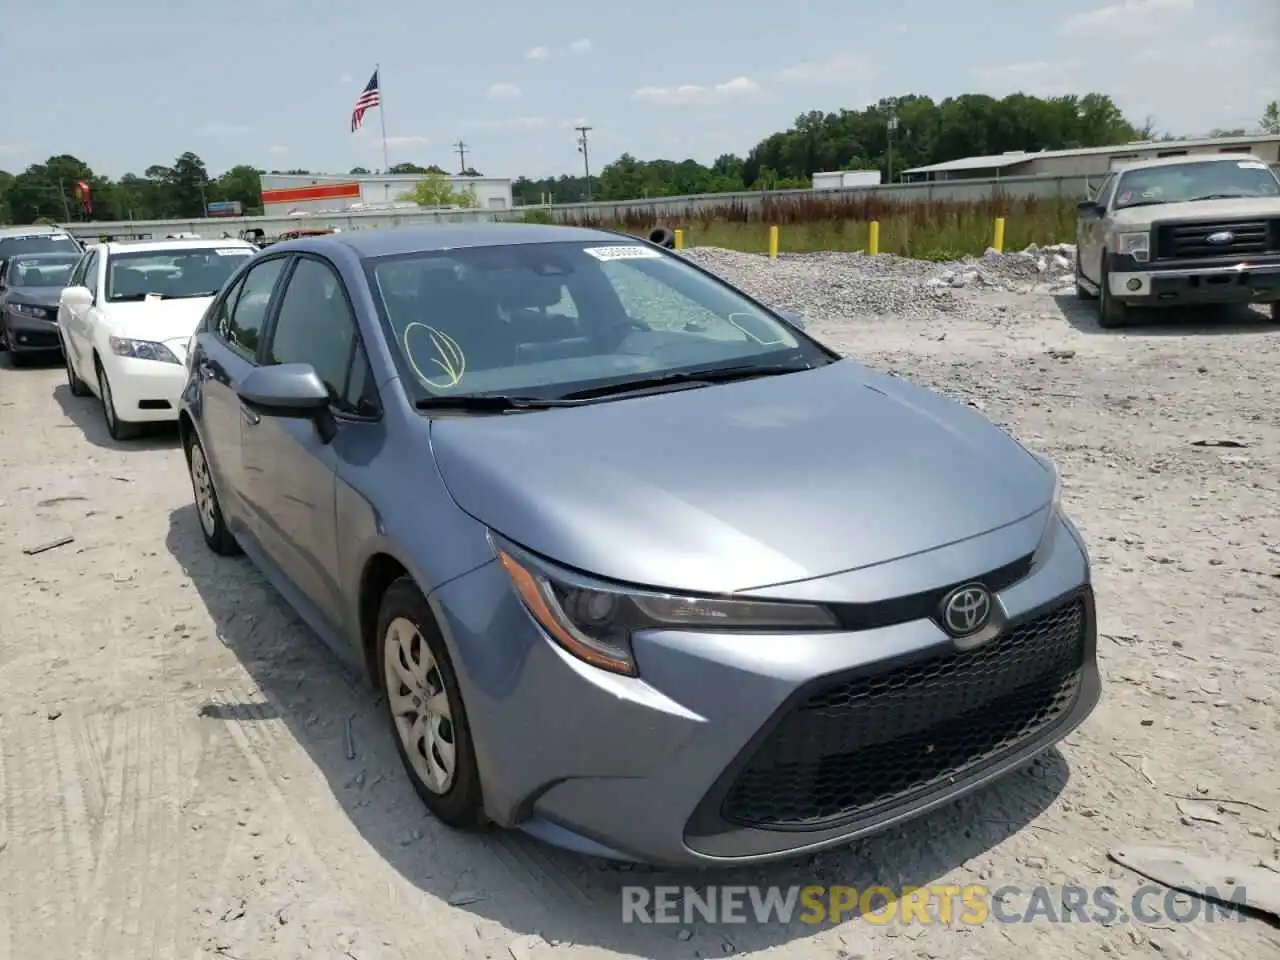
[1,247,1278,960]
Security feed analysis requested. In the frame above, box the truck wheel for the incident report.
[1271,301,1280,324]
[1098,257,1129,329]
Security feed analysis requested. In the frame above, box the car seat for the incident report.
[413,268,516,371]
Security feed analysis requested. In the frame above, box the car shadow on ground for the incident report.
[1056,295,1278,336]
[166,504,1072,955]
[52,382,181,451]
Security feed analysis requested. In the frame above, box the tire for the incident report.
[1097,256,1129,329]
[185,431,241,556]
[63,340,91,397]
[0,317,8,351]
[1271,301,1280,324]
[376,576,484,828]
[7,350,30,368]
[95,359,142,440]
[648,226,675,249]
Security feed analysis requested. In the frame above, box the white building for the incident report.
[259,172,514,216]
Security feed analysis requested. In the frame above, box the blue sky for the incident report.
[1,0,1276,180]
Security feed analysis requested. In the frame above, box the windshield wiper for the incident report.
[414,393,578,411]
[1117,199,1169,210]
[1183,194,1249,202]
[556,360,815,402]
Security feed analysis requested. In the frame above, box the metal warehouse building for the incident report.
[259,172,514,215]
[903,134,1280,182]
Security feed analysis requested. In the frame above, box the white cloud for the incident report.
[973,59,1084,95]
[384,135,432,146]
[893,23,908,33]
[631,76,761,106]
[568,38,592,53]
[775,50,873,86]
[339,73,353,84]
[487,82,522,100]
[267,145,289,155]
[198,122,250,137]
[462,117,547,130]
[1060,0,1194,37]
[525,45,549,60]
[560,117,590,128]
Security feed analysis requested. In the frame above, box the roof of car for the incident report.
[101,237,257,256]
[0,225,68,238]
[1114,153,1271,173]
[279,222,638,258]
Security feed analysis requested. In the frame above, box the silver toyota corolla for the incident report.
[178,224,1100,867]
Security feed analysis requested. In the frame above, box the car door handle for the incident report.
[240,405,260,426]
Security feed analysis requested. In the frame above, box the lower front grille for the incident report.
[1154,219,1276,260]
[721,597,1086,829]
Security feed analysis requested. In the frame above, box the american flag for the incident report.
[351,69,381,132]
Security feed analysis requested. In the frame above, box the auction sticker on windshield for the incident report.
[583,245,662,260]
[1237,160,1268,170]
[214,248,251,256]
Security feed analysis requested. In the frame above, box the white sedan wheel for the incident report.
[382,617,457,795]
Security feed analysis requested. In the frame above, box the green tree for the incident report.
[1261,101,1280,135]
[397,172,477,207]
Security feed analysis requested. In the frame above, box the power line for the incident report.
[575,125,593,201]
[454,139,469,174]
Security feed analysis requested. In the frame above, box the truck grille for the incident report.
[1154,219,1279,260]
[720,597,1086,829]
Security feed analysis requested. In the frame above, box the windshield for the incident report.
[105,247,254,301]
[1114,158,1280,209]
[7,254,80,287]
[0,233,81,262]
[366,240,829,401]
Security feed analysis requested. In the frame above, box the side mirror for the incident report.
[777,309,806,330]
[1077,200,1103,217]
[61,285,93,308]
[236,363,336,443]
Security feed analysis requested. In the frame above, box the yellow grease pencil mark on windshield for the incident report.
[403,322,466,389]
[727,312,787,346]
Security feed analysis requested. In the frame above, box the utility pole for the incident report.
[575,125,592,201]
[886,117,899,184]
[454,139,469,175]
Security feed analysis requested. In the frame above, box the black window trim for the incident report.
[259,252,382,422]
[217,252,293,364]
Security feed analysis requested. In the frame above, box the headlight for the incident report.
[1021,446,1062,569]
[493,539,839,677]
[11,303,51,319]
[109,336,180,364]
[1115,231,1149,262]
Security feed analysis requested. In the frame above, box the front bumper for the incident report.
[1109,253,1280,305]
[4,310,62,353]
[432,510,1099,867]
[102,353,188,422]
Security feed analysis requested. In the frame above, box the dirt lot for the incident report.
[1,269,1278,960]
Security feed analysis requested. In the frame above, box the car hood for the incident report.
[6,286,64,309]
[1112,196,1280,228]
[430,361,1055,594]
[101,298,212,344]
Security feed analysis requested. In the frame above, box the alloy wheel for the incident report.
[382,617,457,794]
[189,442,217,538]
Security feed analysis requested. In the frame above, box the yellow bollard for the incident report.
[674,228,684,250]
[768,225,779,258]
[993,217,1006,254]
[868,220,880,256]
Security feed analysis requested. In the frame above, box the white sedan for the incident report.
[57,238,256,440]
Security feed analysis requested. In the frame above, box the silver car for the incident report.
[178,224,1099,867]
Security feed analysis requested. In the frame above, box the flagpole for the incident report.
[377,63,390,174]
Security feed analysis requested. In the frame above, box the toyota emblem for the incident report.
[940,583,992,637]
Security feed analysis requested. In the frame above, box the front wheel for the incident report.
[186,432,241,556]
[1074,245,1097,301]
[1271,301,1280,324]
[1098,256,1130,329]
[96,361,142,440]
[377,577,484,828]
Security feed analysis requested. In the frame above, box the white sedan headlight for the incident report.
[109,336,181,365]
[492,537,838,677]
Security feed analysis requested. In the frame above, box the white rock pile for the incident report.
[681,242,1079,324]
